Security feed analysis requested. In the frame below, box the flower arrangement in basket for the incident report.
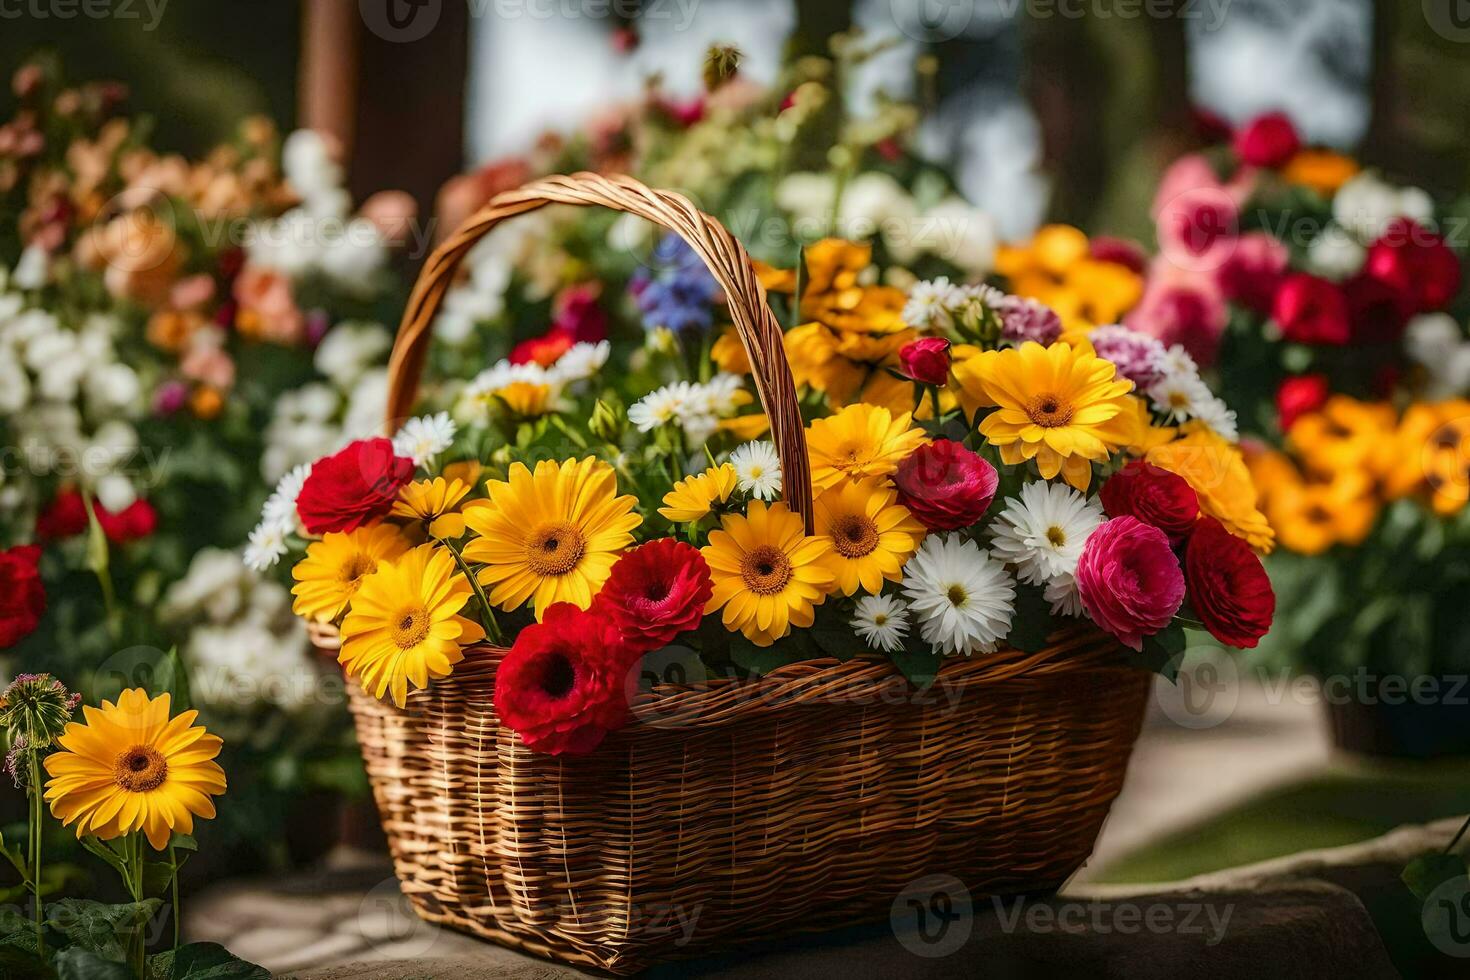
[1132,110,1470,687]
[260,173,1275,970]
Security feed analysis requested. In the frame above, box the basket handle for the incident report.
[384,172,813,527]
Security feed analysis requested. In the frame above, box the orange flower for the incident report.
[996,224,1142,329]
[1281,149,1360,197]
[1287,397,1396,478]
[757,239,906,334]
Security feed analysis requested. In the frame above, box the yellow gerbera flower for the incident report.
[339,543,486,707]
[1287,396,1396,477]
[968,341,1137,491]
[702,501,835,647]
[757,239,907,334]
[44,689,226,850]
[1266,471,1377,555]
[1147,423,1276,553]
[806,403,928,492]
[392,477,471,539]
[660,464,738,523]
[496,380,554,418]
[463,457,642,617]
[813,478,925,596]
[291,524,410,624]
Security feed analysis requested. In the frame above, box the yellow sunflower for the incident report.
[1287,396,1396,477]
[291,524,410,624]
[660,464,738,523]
[44,689,226,850]
[339,543,485,707]
[392,477,471,539]
[463,457,642,617]
[1266,471,1378,555]
[967,341,1137,491]
[1147,422,1276,553]
[702,500,835,646]
[806,403,929,491]
[813,478,925,596]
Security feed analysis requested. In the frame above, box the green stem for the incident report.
[1445,813,1470,855]
[169,842,179,950]
[124,834,145,977]
[442,539,504,646]
[29,754,43,956]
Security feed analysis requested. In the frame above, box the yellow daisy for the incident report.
[44,689,226,850]
[660,464,738,523]
[496,380,554,418]
[392,477,471,539]
[291,525,410,624]
[339,543,486,707]
[968,341,1138,491]
[463,457,642,617]
[1147,423,1276,553]
[702,501,836,647]
[813,478,925,596]
[806,403,928,492]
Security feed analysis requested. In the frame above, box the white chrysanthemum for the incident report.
[1405,314,1470,400]
[1189,395,1239,442]
[693,373,746,418]
[260,463,310,534]
[728,440,782,501]
[314,320,391,386]
[549,340,610,383]
[392,412,457,466]
[243,521,289,572]
[901,535,1016,656]
[1307,227,1366,280]
[1333,171,1434,242]
[1045,572,1084,618]
[1155,344,1199,381]
[902,277,963,330]
[989,482,1104,586]
[1148,370,1216,424]
[852,594,910,654]
[628,381,694,432]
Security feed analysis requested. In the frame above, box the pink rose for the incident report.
[1076,516,1185,652]
[1215,231,1288,314]
[1151,155,1258,273]
[1125,260,1229,367]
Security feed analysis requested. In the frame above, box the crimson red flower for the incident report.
[296,438,415,535]
[509,327,575,366]
[1271,273,1350,345]
[1275,374,1330,432]
[1216,231,1288,314]
[1343,273,1412,345]
[1089,236,1147,274]
[97,499,157,543]
[1186,517,1275,649]
[898,337,952,386]
[596,539,712,652]
[552,282,609,343]
[0,545,45,648]
[1099,461,1199,544]
[892,440,998,531]
[35,490,88,541]
[1232,111,1300,168]
[1363,219,1462,315]
[1076,517,1185,652]
[494,603,636,755]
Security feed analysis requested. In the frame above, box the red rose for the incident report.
[596,539,712,653]
[1363,218,1462,315]
[892,440,998,531]
[0,545,45,648]
[1089,236,1148,274]
[97,499,157,543]
[1232,111,1300,168]
[494,603,636,755]
[1215,231,1288,314]
[1275,374,1330,432]
[1271,273,1350,345]
[36,489,89,540]
[1343,273,1412,345]
[1185,517,1275,649]
[296,438,415,535]
[1099,461,1199,544]
[898,337,952,386]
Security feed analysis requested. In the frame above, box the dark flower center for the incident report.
[113,745,167,793]
[1027,394,1073,428]
[392,605,430,649]
[535,652,578,699]
[525,521,586,577]
[831,514,879,559]
[740,545,793,595]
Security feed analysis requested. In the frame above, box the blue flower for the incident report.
[632,235,721,335]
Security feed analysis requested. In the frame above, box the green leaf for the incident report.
[147,942,270,980]
[1136,623,1188,681]
[1403,852,1468,901]
[1004,585,1053,654]
[809,605,854,661]
[729,636,800,677]
[81,497,110,579]
[890,634,943,690]
[46,899,161,961]
[77,839,127,880]
[55,946,132,980]
[152,647,191,711]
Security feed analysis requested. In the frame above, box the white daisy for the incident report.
[1154,344,1199,381]
[457,359,557,424]
[901,277,963,331]
[260,463,310,534]
[243,521,289,572]
[988,481,1104,585]
[392,412,457,466]
[728,440,782,500]
[1147,370,1216,424]
[900,535,1016,656]
[692,373,747,418]
[1044,572,1084,618]
[628,381,694,432]
[549,340,611,383]
[1189,394,1239,442]
[852,594,910,654]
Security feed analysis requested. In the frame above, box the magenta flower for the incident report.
[1075,516,1185,651]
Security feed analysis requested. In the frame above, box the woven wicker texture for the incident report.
[337,173,1150,974]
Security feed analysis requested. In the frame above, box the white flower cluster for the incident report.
[245,131,387,295]
[433,211,562,346]
[1309,171,1435,280]
[454,341,611,425]
[627,373,746,444]
[0,269,147,516]
[160,548,316,711]
[243,464,309,572]
[1145,345,1239,442]
[1405,314,1470,400]
[900,277,1003,333]
[989,481,1105,617]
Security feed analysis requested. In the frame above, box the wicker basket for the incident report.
[329,172,1151,974]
